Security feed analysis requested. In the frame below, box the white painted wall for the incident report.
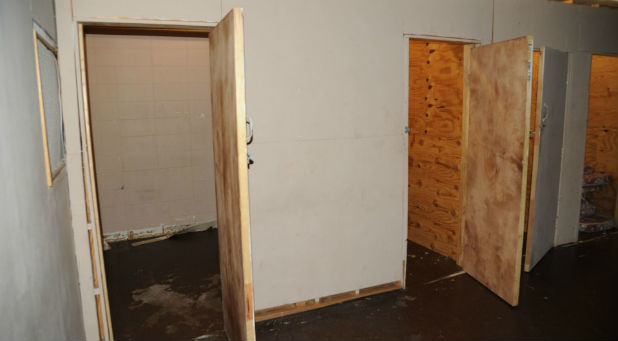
[0,0,84,339]
[54,0,618,336]
[86,35,217,235]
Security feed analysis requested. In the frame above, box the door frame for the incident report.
[403,34,480,263]
[74,21,215,340]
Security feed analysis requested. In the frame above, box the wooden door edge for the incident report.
[524,46,547,273]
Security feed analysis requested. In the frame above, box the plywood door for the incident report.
[460,36,532,306]
[524,47,569,272]
[209,8,255,341]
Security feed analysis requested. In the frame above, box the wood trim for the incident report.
[83,25,209,37]
[254,281,402,322]
[514,36,535,299]
[524,48,546,272]
[78,24,114,340]
[33,28,64,187]
[458,44,472,266]
[95,294,105,341]
[33,29,53,187]
[88,229,99,288]
[403,33,480,45]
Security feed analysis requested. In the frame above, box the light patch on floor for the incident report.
[130,274,222,334]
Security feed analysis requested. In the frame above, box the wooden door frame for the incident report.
[75,21,214,340]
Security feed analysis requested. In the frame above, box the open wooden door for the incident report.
[524,47,569,272]
[209,8,256,341]
[460,36,533,306]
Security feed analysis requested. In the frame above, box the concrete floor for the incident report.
[104,229,617,340]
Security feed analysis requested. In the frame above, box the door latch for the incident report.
[247,153,254,169]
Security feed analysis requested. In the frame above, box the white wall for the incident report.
[86,35,216,235]
[55,0,618,336]
[0,0,84,339]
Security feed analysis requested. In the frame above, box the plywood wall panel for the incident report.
[585,55,618,216]
[408,39,464,260]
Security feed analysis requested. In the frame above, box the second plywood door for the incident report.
[209,8,256,341]
[524,47,569,272]
[460,36,533,306]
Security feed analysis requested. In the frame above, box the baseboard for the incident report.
[254,280,402,322]
[103,220,217,243]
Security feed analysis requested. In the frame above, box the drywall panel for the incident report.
[31,0,57,39]
[226,1,407,143]
[400,0,493,43]
[493,0,618,54]
[408,39,464,260]
[249,136,405,309]
[220,0,409,311]
[55,0,102,338]
[576,6,618,54]
[0,0,84,339]
[86,34,217,235]
[555,52,592,246]
[525,47,569,272]
[73,0,221,23]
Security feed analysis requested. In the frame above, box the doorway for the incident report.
[83,27,221,340]
[79,9,255,340]
[407,38,467,261]
[579,54,618,238]
[407,39,544,262]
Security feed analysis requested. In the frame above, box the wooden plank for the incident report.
[408,39,465,260]
[585,55,618,217]
[524,51,541,234]
[254,281,402,322]
[209,8,255,341]
[460,36,533,306]
[95,294,105,341]
[32,30,53,187]
[458,44,472,266]
[524,47,569,272]
[88,229,99,288]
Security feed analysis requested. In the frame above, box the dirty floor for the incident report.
[104,229,617,340]
[104,228,225,341]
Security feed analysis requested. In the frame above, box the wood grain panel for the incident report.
[460,36,532,306]
[408,39,464,260]
[585,55,618,217]
[209,8,255,341]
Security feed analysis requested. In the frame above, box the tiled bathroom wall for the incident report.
[85,34,216,234]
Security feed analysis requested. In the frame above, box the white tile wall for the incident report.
[86,34,216,234]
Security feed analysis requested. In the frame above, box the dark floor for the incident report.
[105,229,618,340]
[104,228,225,341]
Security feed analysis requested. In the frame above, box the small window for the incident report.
[33,24,65,187]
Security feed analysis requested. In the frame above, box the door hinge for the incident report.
[404,126,410,134]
